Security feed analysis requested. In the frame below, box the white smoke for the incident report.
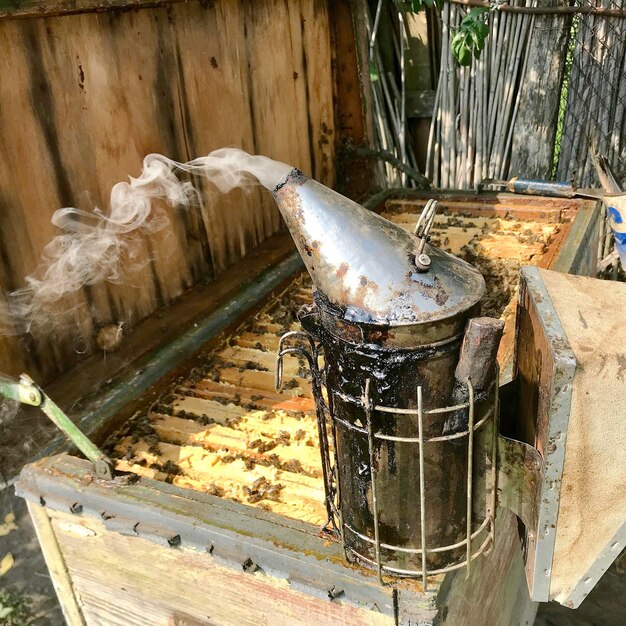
[0,148,292,336]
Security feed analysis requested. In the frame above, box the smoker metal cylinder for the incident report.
[300,296,495,576]
[272,170,497,581]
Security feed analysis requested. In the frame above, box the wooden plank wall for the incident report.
[0,0,336,384]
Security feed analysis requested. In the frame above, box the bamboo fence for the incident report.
[426,0,538,189]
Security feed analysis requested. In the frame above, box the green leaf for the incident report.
[452,32,473,66]
[451,32,464,57]
[475,21,489,38]
[0,606,14,619]
[457,44,472,66]
[370,63,379,83]
[470,29,485,51]
[452,4,490,65]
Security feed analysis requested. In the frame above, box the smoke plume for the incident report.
[0,148,292,336]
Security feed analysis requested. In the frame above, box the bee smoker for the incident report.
[272,170,503,586]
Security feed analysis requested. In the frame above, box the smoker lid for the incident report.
[273,169,485,326]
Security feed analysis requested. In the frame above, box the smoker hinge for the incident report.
[497,434,543,533]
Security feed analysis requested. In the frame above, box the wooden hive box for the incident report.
[15,188,602,626]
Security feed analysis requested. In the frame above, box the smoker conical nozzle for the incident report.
[272,169,485,326]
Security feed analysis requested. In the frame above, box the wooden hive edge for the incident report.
[15,454,441,619]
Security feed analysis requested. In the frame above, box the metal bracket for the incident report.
[0,373,114,480]
[413,199,438,271]
[497,435,543,535]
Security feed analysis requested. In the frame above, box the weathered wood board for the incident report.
[18,455,537,626]
[33,507,394,626]
[0,0,336,383]
[508,0,573,180]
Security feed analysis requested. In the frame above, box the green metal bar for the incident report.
[0,374,112,477]
[39,394,107,469]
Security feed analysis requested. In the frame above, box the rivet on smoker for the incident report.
[415,253,431,271]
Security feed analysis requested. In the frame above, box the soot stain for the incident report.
[23,24,73,206]
[77,58,85,93]
[0,193,22,291]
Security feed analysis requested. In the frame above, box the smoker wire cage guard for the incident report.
[276,331,499,591]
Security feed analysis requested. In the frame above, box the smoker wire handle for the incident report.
[414,198,438,245]
[274,331,317,392]
[413,199,438,271]
[275,331,338,533]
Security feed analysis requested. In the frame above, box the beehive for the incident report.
[16,190,601,626]
[104,195,586,525]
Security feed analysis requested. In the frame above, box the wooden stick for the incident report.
[440,0,452,187]
[426,66,443,181]
[502,9,535,179]
[443,317,505,435]
[466,65,475,189]
[500,0,536,178]
[482,28,490,180]
[455,317,505,390]
[468,62,477,188]
[611,17,626,169]
[494,4,527,178]
[449,3,460,187]
[488,11,510,162]
[450,0,626,18]
[458,66,469,188]
[348,146,431,187]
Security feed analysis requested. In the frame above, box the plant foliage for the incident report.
[451,8,490,66]
[403,1,492,66]
[0,591,33,625]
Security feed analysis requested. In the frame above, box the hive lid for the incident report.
[272,170,485,325]
[513,266,626,608]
